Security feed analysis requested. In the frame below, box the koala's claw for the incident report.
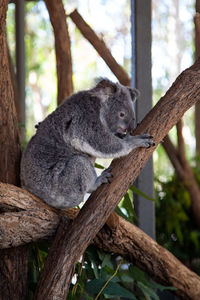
[133,134,155,148]
[138,134,154,139]
[142,138,155,148]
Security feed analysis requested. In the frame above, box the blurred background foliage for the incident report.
[6,0,200,298]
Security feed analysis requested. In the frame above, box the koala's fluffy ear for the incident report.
[92,78,117,102]
[128,87,140,102]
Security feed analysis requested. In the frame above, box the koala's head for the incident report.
[93,78,139,138]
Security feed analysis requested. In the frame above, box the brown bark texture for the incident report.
[1,182,200,300]
[0,1,29,299]
[69,9,131,86]
[44,0,73,105]
[194,12,200,156]
[33,59,200,300]
[7,42,20,126]
[0,2,21,186]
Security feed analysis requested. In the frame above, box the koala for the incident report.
[20,78,154,209]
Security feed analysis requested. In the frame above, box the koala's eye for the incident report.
[119,112,125,118]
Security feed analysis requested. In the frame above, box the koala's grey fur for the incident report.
[20,79,154,209]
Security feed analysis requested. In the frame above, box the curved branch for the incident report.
[176,120,187,165]
[33,57,200,299]
[1,182,200,299]
[44,0,73,104]
[162,135,184,178]
[162,132,200,228]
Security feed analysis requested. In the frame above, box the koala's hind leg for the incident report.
[45,155,97,209]
[87,167,112,193]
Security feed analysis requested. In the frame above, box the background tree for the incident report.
[0,1,29,299]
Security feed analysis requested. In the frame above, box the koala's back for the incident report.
[20,90,101,205]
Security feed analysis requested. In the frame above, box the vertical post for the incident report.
[131,0,136,88]
[131,2,177,299]
[131,0,155,239]
[15,0,25,138]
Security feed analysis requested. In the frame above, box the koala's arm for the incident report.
[71,131,154,159]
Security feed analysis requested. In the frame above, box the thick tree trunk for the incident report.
[7,42,20,130]
[44,0,73,105]
[69,9,130,86]
[0,4,21,185]
[33,59,200,300]
[1,182,200,300]
[0,1,29,299]
[0,246,30,299]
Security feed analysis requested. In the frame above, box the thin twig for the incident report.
[95,260,122,300]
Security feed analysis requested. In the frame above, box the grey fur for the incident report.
[20,79,154,209]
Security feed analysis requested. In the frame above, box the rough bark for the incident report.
[0,183,61,248]
[0,2,21,186]
[7,42,20,127]
[33,59,200,300]
[194,12,200,156]
[0,245,30,300]
[69,9,130,86]
[1,182,200,300]
[44,0,73,105]
[0,1,29,299]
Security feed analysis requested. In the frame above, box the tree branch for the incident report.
[44,0,73,105]
[33,58,200,299]
[162,135,185,178]
[162,131,200,228]
[1,182,200,299]
[69,9,130,86]
[176,120,187,165]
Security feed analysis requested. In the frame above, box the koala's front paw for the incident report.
[137,134,155,148]
[127,134,155,149]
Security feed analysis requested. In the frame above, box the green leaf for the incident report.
[129,266,148,283]
[101,254,114,270]
[85,246,100,279]
[130,185,156,202]
[92,261,99,279]
[129,266,176,293]
[82,292,93,300]
[149,282,177,292]
[138,281,160,300]
[95,163,105,169]
[190,231,200,249]
[123,193,134,215]
[115,206,130,222]
[85,279,137,299]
